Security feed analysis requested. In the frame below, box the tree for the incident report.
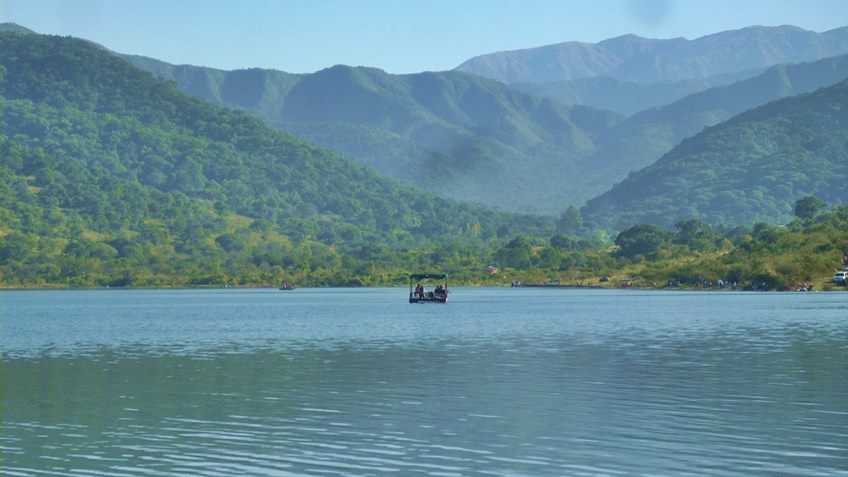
[794,196,826,222]
[614,224,671,259]
[215,233,246,252]
[752,222,780,242]
[673,219,721,251]
[533,246,561,269]
[550,234,592,252]
[0,232,33,262]
[494,236,532,269]
[557,206,584,235]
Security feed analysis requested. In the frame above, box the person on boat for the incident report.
[415,283,424,299]
[434,284,446,297]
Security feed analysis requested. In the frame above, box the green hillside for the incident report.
[0,32,554,286]
[582,54,848,193]
[582,78,848,229]
[120,56,623,214]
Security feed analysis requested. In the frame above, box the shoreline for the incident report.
[1,283,844,292]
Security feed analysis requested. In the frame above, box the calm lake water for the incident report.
[2,288,847,476]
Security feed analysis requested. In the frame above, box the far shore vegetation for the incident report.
[3,197,846,292]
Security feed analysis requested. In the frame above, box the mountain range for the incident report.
[118,24,848,219]
[120,56,622,214]
[456,25,848,84]
[460,25,848,116]
[4,22,628,214]
[1,22,847,236]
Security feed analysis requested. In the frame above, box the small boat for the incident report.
[409,273,448,303]
[279,283,296,291]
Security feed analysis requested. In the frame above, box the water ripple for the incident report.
[3,289,848,475]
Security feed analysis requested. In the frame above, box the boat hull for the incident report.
[409,296,448,304]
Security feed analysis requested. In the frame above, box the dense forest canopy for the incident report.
[0,32,558,286]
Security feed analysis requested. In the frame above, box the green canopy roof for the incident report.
[409,273,447,280]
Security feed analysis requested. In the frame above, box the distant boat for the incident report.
[279,283,296,291]
[409,273,448,303]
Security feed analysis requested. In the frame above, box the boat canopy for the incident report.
[408,272,449,303]
[409,273,447,280]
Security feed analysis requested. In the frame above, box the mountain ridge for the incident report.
[120,54,625,214]
[457,25,848,84]
[509,68,766,115]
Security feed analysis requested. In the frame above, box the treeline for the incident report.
[450,197,848,291]
[2,187,846,289]
[604,197,848,290]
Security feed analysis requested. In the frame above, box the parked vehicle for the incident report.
[832,270,848,285]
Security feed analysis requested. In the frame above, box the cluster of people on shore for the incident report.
[665,278,813,292]
[664,278,739,289]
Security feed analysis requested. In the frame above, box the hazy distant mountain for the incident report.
[457,25,848,84]
[582,53,848,194]
[122,56,624,214]
[509,69,763,115]
[581,78,848,229]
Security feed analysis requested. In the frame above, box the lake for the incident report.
[2,288,847,476]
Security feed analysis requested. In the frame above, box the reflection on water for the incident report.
[2,288,848,476]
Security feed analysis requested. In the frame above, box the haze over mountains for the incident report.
[1,22,847,233]
[113,25,848,218]
[582,77,848,229]
[460,25,848,115]
[121,56,622,214]
[509,71,761,116]
[583,53,848,190]
[456,25,848,84]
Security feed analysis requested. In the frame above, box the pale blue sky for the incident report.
[2,0,847,74]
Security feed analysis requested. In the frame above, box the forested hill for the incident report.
[581,78,848,230]
[120,54,624,214]
[583,53,848,189]
[0,31,553,286]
